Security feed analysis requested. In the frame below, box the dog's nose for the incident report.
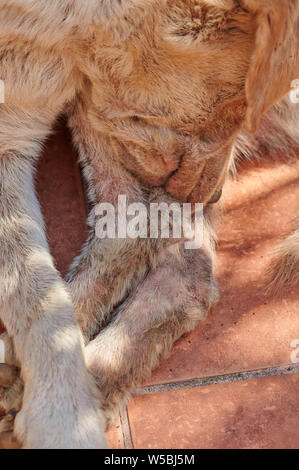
[208,188,222,204]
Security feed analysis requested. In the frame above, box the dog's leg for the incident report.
[84,215,219,426]
[0,117,107,448]
[68,234,163,340]
[67,103,166,340]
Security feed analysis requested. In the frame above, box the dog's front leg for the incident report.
[84,215,219,427]
[0,140,107,448]
[67,104,164,340]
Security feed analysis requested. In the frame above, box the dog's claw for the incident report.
[0,364,19,388]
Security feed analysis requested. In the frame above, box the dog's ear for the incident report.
[243,0,299,133]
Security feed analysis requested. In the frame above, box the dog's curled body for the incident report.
[0,0,298,448]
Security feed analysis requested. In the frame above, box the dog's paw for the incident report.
[13,372,108,449]
[0,409,21,449]
[15,405,108,449]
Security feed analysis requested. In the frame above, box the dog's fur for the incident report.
[0,0,298,448]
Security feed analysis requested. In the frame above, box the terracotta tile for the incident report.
[149,156,299,384]
[36,121,88,277]
[106,419,124,449]
[129,374,299,449]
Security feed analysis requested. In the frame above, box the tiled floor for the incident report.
[1,122,299,448]
[128,375,299,449]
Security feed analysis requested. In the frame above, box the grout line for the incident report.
[135,363,299,396]
[120,407,134,450]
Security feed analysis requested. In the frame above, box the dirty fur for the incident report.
[0,0,298,449]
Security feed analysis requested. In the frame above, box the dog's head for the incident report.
[94,0,299,203]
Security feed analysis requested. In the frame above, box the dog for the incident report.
[0,0,298,449]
